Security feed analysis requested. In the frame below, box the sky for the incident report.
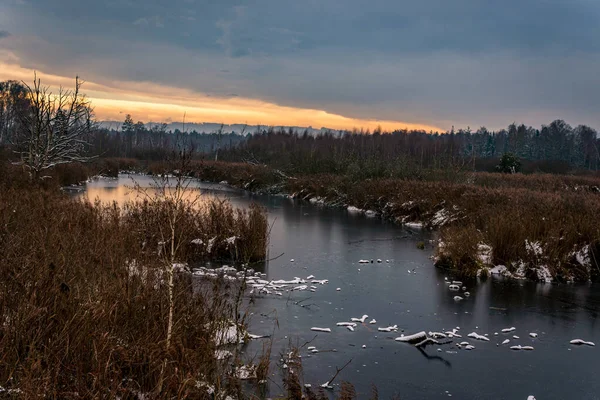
[1,0,599,131]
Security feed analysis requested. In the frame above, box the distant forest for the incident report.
[2,79,599,173]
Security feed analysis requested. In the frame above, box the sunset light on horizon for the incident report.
[1,61,443,132]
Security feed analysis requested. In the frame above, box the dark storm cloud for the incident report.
[2,0,600,128]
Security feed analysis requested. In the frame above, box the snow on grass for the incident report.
[404,221,423,229]
[347,206,363,213]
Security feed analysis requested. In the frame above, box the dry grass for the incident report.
[0,166,268,398]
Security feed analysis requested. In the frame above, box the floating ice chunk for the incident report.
[570,339,595,346]
[347,326,355,332]
[464,292,471,297]
[247,333,269,340]
[306,275,315,280]
[311,327,331,333]
[452,281,463,286]
[502,339,510,345]
[429,332,447,339]
[337,322,357,327]
[378,325,399,332]
[513,335,520,339]
[311,349,319,353]
[320,381,333,389]
[347,206,362,213]
[527,396,537,400]
[290,259,295,262]
[510,345,534,351]
[529,333,538,338]
[445,329,463,338]
[460,341,470,346]
[351,315,369,323]
[365,210,378,217]
[454,296,464,301]
[369,319,377,324]
[307,346,316,350]
[292,285,308,291]
[449,285,460,291]
[312,279,329,285]
[467,332,490,341]
[336,288,341,291]
[502,327,516,333]
[362,345,366,348]
[386,260,390,263]
[395,331,427,343]
[358,260,370,264]
[465,345,475,350]
[377,259,382,263]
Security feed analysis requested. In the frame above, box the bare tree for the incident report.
[15,74,94,179]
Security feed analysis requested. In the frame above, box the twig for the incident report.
[324,359,353,387]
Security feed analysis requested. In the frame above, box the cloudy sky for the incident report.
[1,0,599,131]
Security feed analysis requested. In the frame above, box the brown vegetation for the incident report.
[0,165,268,398]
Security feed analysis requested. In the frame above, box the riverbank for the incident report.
[164,160,600,284]
[24,155,600,282]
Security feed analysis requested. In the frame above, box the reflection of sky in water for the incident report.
[86,176,600,400]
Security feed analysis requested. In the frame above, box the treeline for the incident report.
[0,80,246,160]
[221,122,600,176]
[3,78,599,172]
[91,114,247,159]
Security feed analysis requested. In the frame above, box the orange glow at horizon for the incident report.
[0,61,443,132]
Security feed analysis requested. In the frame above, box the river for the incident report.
[83,174,600,400]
